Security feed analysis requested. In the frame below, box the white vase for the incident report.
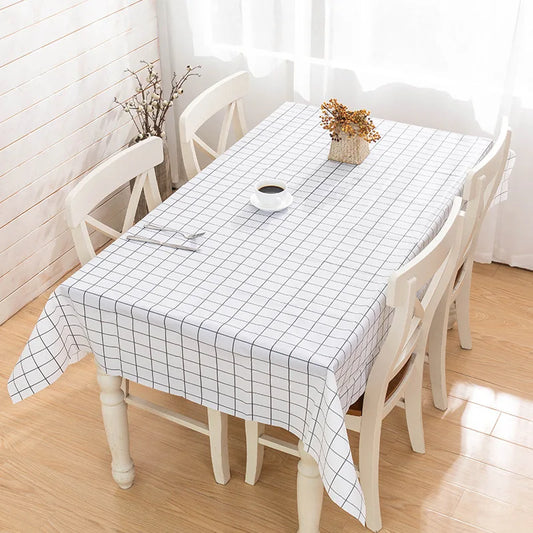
[129,137,172,222]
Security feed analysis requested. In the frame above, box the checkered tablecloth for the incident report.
[8,103,514,523]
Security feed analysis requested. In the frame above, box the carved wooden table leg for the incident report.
[96,365,135,489]
[296,440,323,533]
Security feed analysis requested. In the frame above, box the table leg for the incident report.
[96,365,135,489]
[297,440,323,533]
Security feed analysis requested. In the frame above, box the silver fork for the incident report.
[143,222,206,240]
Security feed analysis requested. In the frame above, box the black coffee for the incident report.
[258,185,284,194]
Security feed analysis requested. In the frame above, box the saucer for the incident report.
[250,191,293,212]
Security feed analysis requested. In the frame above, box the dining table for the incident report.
[7,102,515,531]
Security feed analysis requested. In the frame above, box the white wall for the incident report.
[0,0,160,324]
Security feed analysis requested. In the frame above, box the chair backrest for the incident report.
[460,120,512,262]
[179,71,249,180]
[364,197,464,414]
[65,136,164,266]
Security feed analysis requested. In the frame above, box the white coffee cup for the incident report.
[253,179,289,210]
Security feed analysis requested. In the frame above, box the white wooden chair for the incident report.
[65,137,230,486]
[244,197,465,532]
[428,121,512,410]
[179,71,249,179]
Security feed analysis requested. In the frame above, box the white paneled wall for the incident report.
[0,0,160,324]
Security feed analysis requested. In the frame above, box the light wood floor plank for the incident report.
[420,387,500,434]
[453,490,533,533]
[378,426,533,511]
[492,413,533,449]
[423,368,533,422]
[386,407,533,478]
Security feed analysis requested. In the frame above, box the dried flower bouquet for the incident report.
[320,99,380,165]
[320,98,381,143]
[114,61,201,141]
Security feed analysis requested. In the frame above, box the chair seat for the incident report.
[347,361,410,416]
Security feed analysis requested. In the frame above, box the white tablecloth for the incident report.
[9,103,509,523]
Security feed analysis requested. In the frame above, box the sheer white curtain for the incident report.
[166,0,533,269]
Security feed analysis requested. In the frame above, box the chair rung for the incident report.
[125,394,210,436]
[258,434,300,457]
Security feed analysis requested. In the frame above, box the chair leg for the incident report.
[207,408,230,485]
[428,296,450,411]
[96,365,135,489]
[403,359,425,454]
[296,440,323,533]
[456,266,473,350]
[245,420,265,485]
[447,301,457,329]
[359,415,383,532]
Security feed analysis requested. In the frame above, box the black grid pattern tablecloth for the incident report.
[9,103,511,522]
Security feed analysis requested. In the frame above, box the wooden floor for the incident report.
[0,263,532,532]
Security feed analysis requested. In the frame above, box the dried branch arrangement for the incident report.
[114,61,201,141]
[320,98,381,143]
